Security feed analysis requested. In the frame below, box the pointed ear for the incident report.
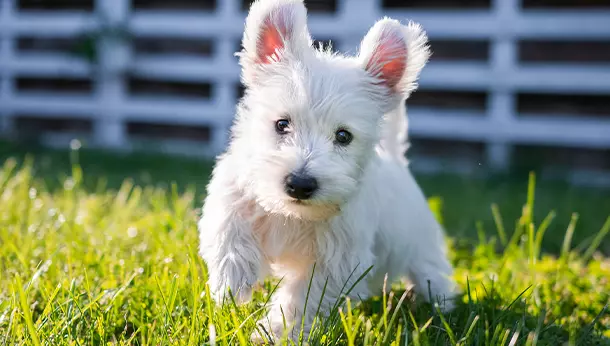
[359,19,430,100]
[239,0,311,86]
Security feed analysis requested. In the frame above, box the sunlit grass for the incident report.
[0,149,609,345]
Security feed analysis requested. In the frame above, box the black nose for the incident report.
[284,174,318,200]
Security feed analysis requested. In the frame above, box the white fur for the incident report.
[199,0,457,342]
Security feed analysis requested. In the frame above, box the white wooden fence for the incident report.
[1,0,609,176]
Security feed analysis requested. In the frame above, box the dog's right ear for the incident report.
[238,0,311,87]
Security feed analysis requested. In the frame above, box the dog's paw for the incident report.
[437,298,455,313]
[251,316,301,345]
[250,318,281,345]
[212,284,253,305]
[250,329,274,345]
[207,257,260,305]
[430,292,459,315]
[250,316,313,345]
[208,276,254,305]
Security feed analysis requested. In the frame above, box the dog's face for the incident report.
[230,0,429,220]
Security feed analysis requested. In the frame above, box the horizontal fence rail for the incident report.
[1,0,610,182]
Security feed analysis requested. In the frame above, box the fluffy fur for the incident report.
[198,0,457,341]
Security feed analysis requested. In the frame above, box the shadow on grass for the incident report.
[302,286,610,345]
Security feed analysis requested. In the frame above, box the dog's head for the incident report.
[230,0,429,220]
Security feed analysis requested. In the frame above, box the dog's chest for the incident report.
[249,211,320,267]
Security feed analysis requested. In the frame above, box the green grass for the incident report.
[1,142,609,345]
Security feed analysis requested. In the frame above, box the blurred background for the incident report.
[0,0,609,186]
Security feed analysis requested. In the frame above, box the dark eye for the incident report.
[275,119,290,134]
[335,129,353,145]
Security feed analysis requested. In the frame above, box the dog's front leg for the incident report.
[254,255,373,343]
[407,241,457,312]
[198,191,264,305]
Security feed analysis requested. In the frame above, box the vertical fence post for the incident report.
[94,0,130,148]
[0,0,15,136]
[487,0,519,171]
[212,0,240,156]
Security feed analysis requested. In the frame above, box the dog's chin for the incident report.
[284,199,341,221]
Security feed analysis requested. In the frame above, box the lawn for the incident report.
[0,141,609,345]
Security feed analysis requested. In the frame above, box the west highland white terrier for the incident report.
[199,0,457,342]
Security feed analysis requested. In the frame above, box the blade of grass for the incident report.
[382,289,411,344]
[525,172,536,225]
[14,275,42,346]
[299,262,317,345]
[577,304,607,344]
[534,211,556,259]
[491,203,507,246]
[582,216,610,262]
[561,213,579,259]
[435,303,456,346]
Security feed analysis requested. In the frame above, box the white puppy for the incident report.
[199,0,457,341]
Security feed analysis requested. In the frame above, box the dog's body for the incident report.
[199,0,456,341]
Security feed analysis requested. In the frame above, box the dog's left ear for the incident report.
[359,19,430,101]
[238,0,312,87]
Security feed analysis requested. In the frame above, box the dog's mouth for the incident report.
[283,198,342,220]
[286,197,335,209]
[286,198,323,208]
